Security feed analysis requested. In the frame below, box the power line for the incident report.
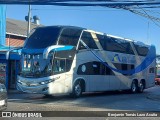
[125,6,160,28]
[32,8,123,11]
[1,1,160,7]
[5,0,160,27]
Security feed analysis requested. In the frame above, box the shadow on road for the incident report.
[7,89,148,103]
[7,86,160,111]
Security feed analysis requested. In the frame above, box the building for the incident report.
[6,17,41,47]
[0,18,41,90]
[0,45,21,90]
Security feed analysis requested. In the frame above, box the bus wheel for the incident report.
[43,94,53,98]
[130,80,138,93]
[71,81,82,98]
[138,80,145,93]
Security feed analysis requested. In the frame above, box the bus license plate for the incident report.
[0,100,5,106]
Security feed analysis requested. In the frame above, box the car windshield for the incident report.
[157,68,160,75]
[24,27,61,49]
[156,75,160,78]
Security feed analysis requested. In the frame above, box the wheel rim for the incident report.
[75,84,81,96]
[132,82,136,92]
[139,82,144,92]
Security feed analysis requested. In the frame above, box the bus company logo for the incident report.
[129,57,136,64]
[122,56,128,63]
[112,54,121,62]
[2,112,11,117]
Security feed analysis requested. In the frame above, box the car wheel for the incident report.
[155,81,158,85]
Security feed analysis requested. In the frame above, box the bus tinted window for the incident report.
[96,34,134,54]
[58,28,82,46]
[114,63,134,75]
[24,27,61,49]
[79,31,98,49]
[53,58,66,74]
[96,34,105,49]
[77,61,114,75]
[134,44,149,56]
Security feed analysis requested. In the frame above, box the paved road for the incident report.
[1,85,160,120]
[6,85,160,111]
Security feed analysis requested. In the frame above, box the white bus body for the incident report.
[17,26,156,97]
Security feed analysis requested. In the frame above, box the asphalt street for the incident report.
[6,85,160,111]
[1,85,160,120]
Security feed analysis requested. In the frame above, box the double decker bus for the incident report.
[17,26,156,97]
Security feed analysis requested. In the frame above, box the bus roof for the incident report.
[85,29,150,47]
[35,25,85,31]
[34,25,150,47]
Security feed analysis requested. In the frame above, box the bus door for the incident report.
[52,58,66,93]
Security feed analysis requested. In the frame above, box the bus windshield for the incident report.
[20,54,52,78]
[20,49,75,78]
[24,27,61,49]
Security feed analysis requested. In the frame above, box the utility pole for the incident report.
[27,4,31,37]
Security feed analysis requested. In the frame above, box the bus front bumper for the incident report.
[17,82,50,94]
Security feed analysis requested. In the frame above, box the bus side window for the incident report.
[53,59,66,74]
[134,44,149,56]
[58,28,81,46]
[96,34,105,49]
[66,59,73,72]
[149,67,155,73]
[78,42,86,50]
[80,31,98,49]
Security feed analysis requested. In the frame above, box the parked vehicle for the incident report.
[155,75,160,85]
[0,83,7,111]
[17,26,156,97]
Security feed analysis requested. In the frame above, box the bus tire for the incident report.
[44,94,53,98]
[130,80,138,93]
[138,80,145,93]
[71,81,82,98]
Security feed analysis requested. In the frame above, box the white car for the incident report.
[0,83,7,111]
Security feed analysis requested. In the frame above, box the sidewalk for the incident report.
[146,85,160,101]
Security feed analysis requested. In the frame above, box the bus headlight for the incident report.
[39,79,54,85]
[17,79,21,83]
[40,81,48,85]
[17,79,22,84]
[39,76,60,85]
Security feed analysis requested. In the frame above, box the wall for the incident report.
[6,34,26,47]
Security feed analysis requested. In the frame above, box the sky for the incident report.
[6,5,160,54]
